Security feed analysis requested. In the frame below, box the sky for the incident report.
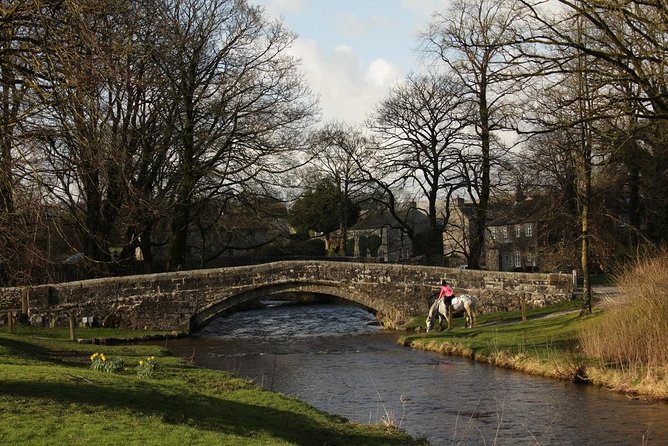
[251,0,449,125]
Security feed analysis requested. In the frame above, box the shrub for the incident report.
[579,250,668,370]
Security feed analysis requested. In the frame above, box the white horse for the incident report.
[426,294,477,331]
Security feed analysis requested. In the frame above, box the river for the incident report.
[163,302,668,445]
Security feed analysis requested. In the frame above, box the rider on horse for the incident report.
[438,279,455,307]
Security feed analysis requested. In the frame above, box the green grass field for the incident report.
[0,327,426,446]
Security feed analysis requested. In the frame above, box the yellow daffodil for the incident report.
[139,360,144,366]
[90,353,99,361]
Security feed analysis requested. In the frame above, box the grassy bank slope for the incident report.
[399,300,668,400]
[0,328,426,446]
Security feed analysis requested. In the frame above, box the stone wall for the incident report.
[0,261,573,331]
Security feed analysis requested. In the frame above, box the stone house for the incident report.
[347,205,431,262]
[484,197,545,272]
[443,195,546,271]
[442,197,477,268]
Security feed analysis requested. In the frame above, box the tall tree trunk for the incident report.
[82,171,109,261]
[577,15,593,315]
[426,187,444,265]
[469,84,490,270]
[168,181,192,270]
[626,148,641,248]
[580,141,592,314]
[0,61,15,216]
[0,126,13,216]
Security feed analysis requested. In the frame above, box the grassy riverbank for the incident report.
[0,327,426,446]
[399,298,668,400]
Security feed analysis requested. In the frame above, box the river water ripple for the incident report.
[163,302,668,446]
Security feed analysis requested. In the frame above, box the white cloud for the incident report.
[366,59,400,86]
[399,0,450,16]
[289,39,403,124]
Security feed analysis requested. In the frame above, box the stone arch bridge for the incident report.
[0,260,573,332]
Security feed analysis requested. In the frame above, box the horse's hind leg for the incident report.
[464,304,474,328]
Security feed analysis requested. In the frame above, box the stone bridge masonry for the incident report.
[0,260,573,332]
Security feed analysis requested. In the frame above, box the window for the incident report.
[514,251,522,268]
[489,228,496,239]
[527,252,534,266]
[525,223,533,237]
[515,224,521,237]
[502,226,508,239]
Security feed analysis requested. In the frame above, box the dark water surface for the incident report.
[164,303,668,445]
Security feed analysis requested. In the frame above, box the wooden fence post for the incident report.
[7,312,13,333]
[68,313,76,341]
[521,293,527,322]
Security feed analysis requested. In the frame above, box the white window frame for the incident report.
[502,226,508,239]
[515,224,521,238]
[514,251,522,268]
[489,227,496,239]
[525,223,533,237]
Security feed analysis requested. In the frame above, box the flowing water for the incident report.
[163,302,668,445]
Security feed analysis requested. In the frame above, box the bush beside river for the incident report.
[0,327,426,445]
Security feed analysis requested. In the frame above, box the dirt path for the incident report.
[591,285,626,309]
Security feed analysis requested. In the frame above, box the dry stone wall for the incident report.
[0,261,573,332]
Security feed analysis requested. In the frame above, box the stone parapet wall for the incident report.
[0,287,25,312]
[0,261,573,331]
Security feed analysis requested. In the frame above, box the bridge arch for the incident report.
[190,280,379,331]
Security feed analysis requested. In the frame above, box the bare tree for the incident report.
[307,122,370,254]
[1,1,89,283]
[510,0,668,309]
[33,0,156,264]
[524,0,668,118]
[368,73,472,264]
[520,10,626,312]
[522,0,668,251]
[423,0,531,269]
[152,0,316,270]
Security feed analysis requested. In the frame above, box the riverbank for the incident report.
[398,300,668,401]
[0,327,426,445]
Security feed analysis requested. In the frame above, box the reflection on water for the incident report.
[164,303,668,446]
